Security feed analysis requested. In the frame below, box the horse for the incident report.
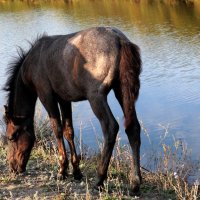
[4,27,142,194]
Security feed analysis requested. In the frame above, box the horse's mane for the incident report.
[4,47,27,93]
[3,35,46,117]
[3,47,29,117]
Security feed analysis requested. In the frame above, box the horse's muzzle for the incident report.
[9,160,26,174]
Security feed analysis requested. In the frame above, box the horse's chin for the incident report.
[9,158,27,174]
[9,165,26,174]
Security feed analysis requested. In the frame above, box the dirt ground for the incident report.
[0,135,173,200]
[0,164,162,200]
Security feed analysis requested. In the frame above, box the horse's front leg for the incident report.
[38,92,68,178]
[50,118,68,178]
[59,101,82,180]
[89,95,119,188]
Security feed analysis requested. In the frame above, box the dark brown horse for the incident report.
[4,27,142,193]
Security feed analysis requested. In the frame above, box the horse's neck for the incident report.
[12,75,37,119]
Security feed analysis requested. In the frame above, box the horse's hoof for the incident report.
[93,184,104,192]
[94,180,104,192]
[18,171,28,176]
[129,177,141,196]
[73,169,83,180]
[129,185,140,196]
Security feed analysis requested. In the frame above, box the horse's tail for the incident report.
[117,41,142,129]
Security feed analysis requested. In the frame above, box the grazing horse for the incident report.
[4,27,142,193]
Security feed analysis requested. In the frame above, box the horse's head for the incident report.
[4,106,35,173]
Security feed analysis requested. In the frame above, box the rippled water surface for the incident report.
[0,1,200,161]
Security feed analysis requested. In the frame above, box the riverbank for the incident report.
[1,0,200,8]
[0,118,199,200]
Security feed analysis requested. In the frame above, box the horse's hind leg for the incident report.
[114,89,141,194]
[38,92,68,178]
[125,109,141,194]
[89,95,119,188]
[59,100,82,180]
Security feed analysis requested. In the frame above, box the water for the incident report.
[0,0,200,166]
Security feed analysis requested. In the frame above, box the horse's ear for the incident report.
[4,105,8,114]
[4,105,9,124]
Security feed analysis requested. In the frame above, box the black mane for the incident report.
[4,47,28,117]
[4,47,27,93]
[3,35,45,117]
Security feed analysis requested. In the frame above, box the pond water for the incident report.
[0,1,200,168]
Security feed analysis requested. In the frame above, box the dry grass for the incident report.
[0,112,199,199]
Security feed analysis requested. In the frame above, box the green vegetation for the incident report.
[0,113,199,199]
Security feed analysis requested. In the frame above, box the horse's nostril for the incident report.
[8,137,15,142]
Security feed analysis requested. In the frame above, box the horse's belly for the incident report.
[60,92,86,102]
[52,83,87,102]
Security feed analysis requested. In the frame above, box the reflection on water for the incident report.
[0,1,200,161]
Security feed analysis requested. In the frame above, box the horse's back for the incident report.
[23,27,130,101]
[63,27,125,96]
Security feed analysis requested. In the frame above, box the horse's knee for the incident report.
[64,126,74,141]
[50,118,63,138]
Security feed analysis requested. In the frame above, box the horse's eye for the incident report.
[8,131,19,142]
